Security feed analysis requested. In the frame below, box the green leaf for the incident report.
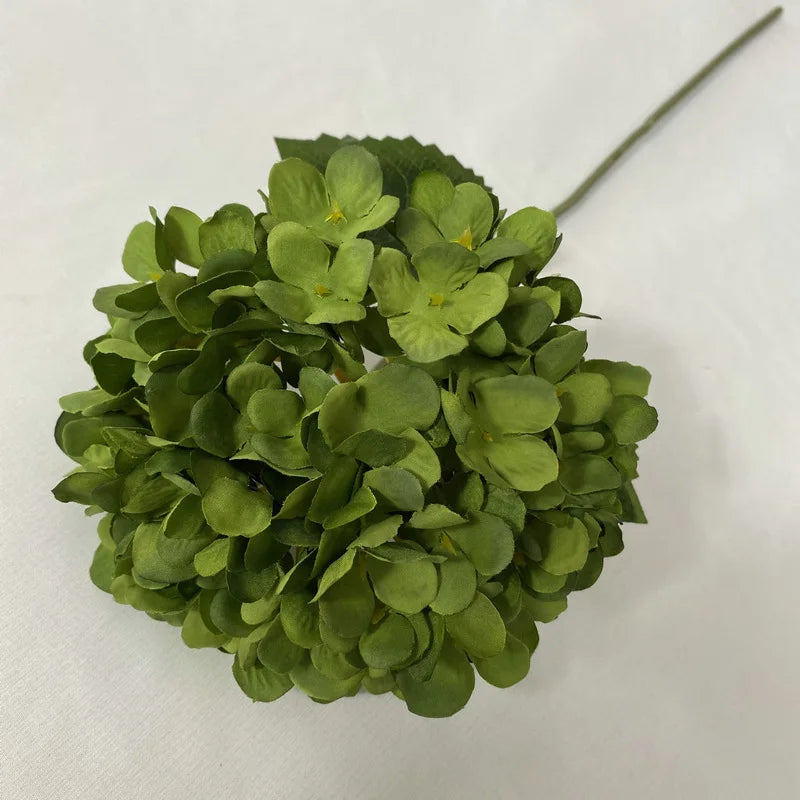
[534,330,588,383]
[524,593,568,623]
[619,481,648,524]
[397,639,475,718]
[362,467,424,511]
[199,203,256,259]
[280,591,322,648]
[474,633,531,688]
[122,221,162,281]
[247,388,304,436]
[472,374,560,435]
[94,338,150,361]
[267,221,329,292]
[445,591,506,658]
[52,472,108,505]
[471,319,507,357]
[430,557,477,615]
[444,512,514,576]
[408,504,466,529]
[289,657,362,702]
[334,429,413,466]
[388,314,467,363]
[268,158,329,228]
[349,515,402,549]
[92,283,147,320]
[536,276,582,322]
[440,389,472,444]
[132,522,197,584]
[557,372,614,425]
[89,545,115,592]
[323,485,376,529]
[391,429,441,492]
[190,392,239,458]
[603,395,658,444]
[497,207,557,270]
[298,366,336,410]
[476,237,532,267]
[359,613,416,669]
[175,270,256,331]
[483,485,526,533]
[233,658,293,702]
[560,430,606,457]
[367,555,438,614]
[530,515,590,575]
[318,560,374,638]
[194,538,231,577]
[582,359,651,397]
[458,429,559,493]
[311,643,362,680]
[225,362,282,410]
[312,549,357,601]
[181,607,228,649]
[122,476,183,514]
[318,364,440,449]
[164,206,204,268]
[201,477,273,537]
[559,455,621,494]
[500,297,554,348]
[256,616,305,674]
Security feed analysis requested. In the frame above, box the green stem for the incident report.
[552,6,783,218]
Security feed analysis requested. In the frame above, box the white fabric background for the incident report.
[1,1,798,797]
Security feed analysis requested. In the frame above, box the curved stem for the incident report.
[552,6,783,219]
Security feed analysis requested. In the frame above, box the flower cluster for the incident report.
[54,138,657,717]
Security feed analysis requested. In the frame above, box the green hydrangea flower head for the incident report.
[53,136,657,718]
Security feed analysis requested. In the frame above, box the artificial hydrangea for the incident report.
[53,136,657,717]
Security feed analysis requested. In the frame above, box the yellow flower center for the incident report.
[429,292,445,307]
[325,201,346,224]
[314,284,331,297]
[452,225,473,250]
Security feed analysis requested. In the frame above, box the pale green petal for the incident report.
[444,272,508,334]
[388,314,467,363]
[369,247,424,317]
[268,158,329,227]
[254,280,313,323]
[266,221,330,292]
[305,297,366,325]
[395,207,444,255]
[325,145,383,219]
[437,182,495,248]
[326,237,373,301]
[471,374,560,435]
[341,194,400,239]
[409,170,454,223]
[412,242,479,294]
